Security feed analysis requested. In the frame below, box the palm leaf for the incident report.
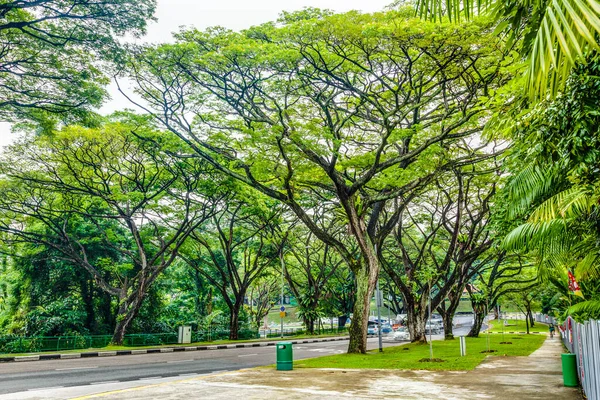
[502,219,568,251]
[414,0,600,99]
[568,299,600,315]
[528,186,594,222]
[506,164,558,219]
[528,0,600,99]
[575,251,600,279]
[415,0,494,22]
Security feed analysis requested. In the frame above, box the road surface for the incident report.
[0,314,485,399]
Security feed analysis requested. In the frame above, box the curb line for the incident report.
[0,336,350,363]
[484,331,544,334]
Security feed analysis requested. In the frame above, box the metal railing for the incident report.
[259,327,347,338]
[561,316,600,400]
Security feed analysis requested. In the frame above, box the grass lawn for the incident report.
[295,334,547,371]
[488,318,548,333]
[1,331,348,358]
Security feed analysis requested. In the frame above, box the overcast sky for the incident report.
[0,0,391,148]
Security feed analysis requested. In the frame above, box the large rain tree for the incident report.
[180,190,281,340]
[0,120,223,344]
[0,0,155,124]
[125,9,507,353]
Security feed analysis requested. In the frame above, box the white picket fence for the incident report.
[534,313,557,325]
[560,316,600,400]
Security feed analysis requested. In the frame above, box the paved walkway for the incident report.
[72,337,581,400]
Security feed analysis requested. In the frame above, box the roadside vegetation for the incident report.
[0,0,599,357]
[297,335,547,371]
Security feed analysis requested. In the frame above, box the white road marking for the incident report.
[90,381,119,385]
[167,359,194,364]
[238,353,258,357]
[55,366,99,371]
[139,376,162,380]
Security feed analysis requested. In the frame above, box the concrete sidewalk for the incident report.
[72,337,582,400]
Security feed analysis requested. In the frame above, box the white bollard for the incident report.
[459,336,466,356]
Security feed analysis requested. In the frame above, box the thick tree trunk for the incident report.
[347,268,375,353]
[338,315,348,328]
[442,311,454,340]
[439,288,462,340]
[111,297,144,345]
[407,305,427,343]
[81,278,95,332]
[467,307,485,337]
[305,317,315,335]
[229,305,240,340]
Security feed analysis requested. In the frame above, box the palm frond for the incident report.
[575,251,600,279]
[528,0,600,99]
[502,219,568,251]
[528,186,594,222]
[414,0,494,22]
[414,0,600,100]
[507,164,557,219]
[568,299,600,315]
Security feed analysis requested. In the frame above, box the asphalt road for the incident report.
[0,337,408,398]
[0,314,485,399]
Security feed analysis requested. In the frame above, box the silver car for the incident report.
[392,327,410,341]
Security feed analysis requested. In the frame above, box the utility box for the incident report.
[178,325,192,344]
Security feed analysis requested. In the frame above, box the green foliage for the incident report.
[0,0,156,125]
[413,0,600,99]
[23,298,88,337]
[501,54,600,321]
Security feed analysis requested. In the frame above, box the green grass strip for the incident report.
[296,334,547,371]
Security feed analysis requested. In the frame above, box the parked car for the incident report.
[367,321,379,335]
[392,327,410,341]
[380,324,393,334]
[425,321,442,335]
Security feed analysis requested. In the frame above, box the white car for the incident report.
[392,327,410,341]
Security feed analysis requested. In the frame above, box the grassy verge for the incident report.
[1,331,348,358]
[295,334,547,371]
[488,318,547,333]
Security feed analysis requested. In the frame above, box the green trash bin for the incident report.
[276,341,293,371]
[561,353,578,387]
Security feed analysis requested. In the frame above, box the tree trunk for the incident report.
[439,288,462,340]
[229,305,240,340]
[347,267,375,353]
[406,307,427,343]
[407,305,427,343]
[467,305,485,337]
[111,296,144,345]
[442,311,454,340]
[527,309,535,327]
[81,278,95,332]
[525,314,530,334]
[338,315,348,328]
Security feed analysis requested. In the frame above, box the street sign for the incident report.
[280,306,285,312]
[279,311,286,318]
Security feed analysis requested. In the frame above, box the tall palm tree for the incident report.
[415,0,600,99]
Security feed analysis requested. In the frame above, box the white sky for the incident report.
[0,0,392,148]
